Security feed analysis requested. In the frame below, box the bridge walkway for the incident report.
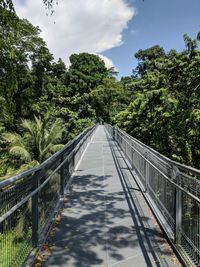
[43,125,181,267]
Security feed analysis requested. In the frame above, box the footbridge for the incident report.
[0,125,200,267]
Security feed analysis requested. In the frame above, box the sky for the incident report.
[13,0,200,78]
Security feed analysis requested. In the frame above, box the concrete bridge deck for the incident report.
[43,126,181,267]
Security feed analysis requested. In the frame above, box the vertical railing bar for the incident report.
[131,142,135,170]
[145,151,150,193]
[173,166,182,245]
[60,154,65,196]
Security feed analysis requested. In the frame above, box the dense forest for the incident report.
[0,1,200,179]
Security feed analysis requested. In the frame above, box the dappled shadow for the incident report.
[44,173,140,266]
[105,132,179,267]
[42,126,180,267]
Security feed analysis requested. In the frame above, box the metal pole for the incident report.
[145,152,150,192]
[60,155,65,196]
[125,140,127,156]
[174,166,182,244]
[113,127,115,141]
[131,143,134,169]
[115,128,118,143]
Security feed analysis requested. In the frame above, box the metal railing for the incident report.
[105,124,200,267]
[0,125,96,267]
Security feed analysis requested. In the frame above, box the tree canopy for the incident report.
[116,33,200,168]
[0,2,200,179]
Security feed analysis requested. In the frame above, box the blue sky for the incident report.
[103,0,200,77]
[14,0,200,78]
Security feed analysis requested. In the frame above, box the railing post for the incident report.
[72,142,76,172]
[125,139,127,156]
[60,155,65,196]
[131,143,134,169]
[174,166,182,244]
[115,128,118,143]
[32,171,40,248]
[113,126,115,141]
[145,151,150,192]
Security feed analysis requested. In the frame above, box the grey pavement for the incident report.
[43,126,181,267]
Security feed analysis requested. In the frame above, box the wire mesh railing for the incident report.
[105,124,200,267]
[0,125,96,267]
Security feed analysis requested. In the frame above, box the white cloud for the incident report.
[97,54,115,69]
[13,0,135,68]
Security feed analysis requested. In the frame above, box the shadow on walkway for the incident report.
[42,126,181,267]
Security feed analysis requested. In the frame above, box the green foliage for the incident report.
[134,45,165,77]
[1,0,200,178]
[0,9,45,127]
[2,115,64,177]
[90,77,124,122]
[65,53,108,95]
[116,34,200,168]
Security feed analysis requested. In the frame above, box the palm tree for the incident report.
[3,115,64,169]
[1,115,64,240]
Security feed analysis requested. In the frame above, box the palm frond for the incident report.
[40,143,64,162]
[9,146,31,161]
[18,160,39,171]
[3,116,65,165]
[2,132,23,145]
[49,144,64,153]
[34,115,43,133]
[34,115,44,155]
[21,119,35,136]
[45,119,63,146]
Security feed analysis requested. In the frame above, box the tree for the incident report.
[90,77,123,122]
[183,34,198,59]
[3,115,64,171]
[51,58,66,79]
[0,13,45,127]
[30,45,54,99]
[115,88,180,159]
[62,53,111,123]
[133,45,165,77]
[116,33,200,168]
[64,53,108,95]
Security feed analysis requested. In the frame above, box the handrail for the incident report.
[0,124,96,267]
[0,126,91,189]
[105,123,200,267]
[117,127,200,176]
[116,130,200,203]
[0,150,74,224]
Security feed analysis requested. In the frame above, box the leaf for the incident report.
[10,146,31,161]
